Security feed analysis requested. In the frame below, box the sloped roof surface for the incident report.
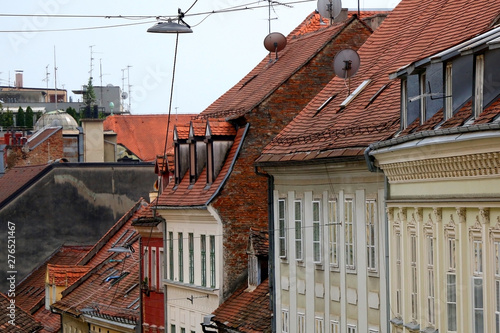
[0,292,43,332]
[0,164,50,205]
[259,0,500,162]
[28,127,62,150]
[199,15,363,120]
[103,114,195,162]
[156,124,247,207]
[247,228,269,256]
[46,265,89,286]
[212,278,271,333]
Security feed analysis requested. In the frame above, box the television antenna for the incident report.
[317,0,342,25]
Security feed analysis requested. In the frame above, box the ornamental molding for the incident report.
[381,152,500,182]
[490,216,500,238]
[444,214,456,232]
[456,207,466,223]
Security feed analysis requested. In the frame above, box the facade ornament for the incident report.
[456,207,466,224]
[479,208,490,225]
[414,207,423,224]
[433,207,442,224]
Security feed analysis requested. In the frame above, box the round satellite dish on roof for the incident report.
[121,92,128,100]
[333,49,361,79]
[264,32,287,53]
[317,0,342,20]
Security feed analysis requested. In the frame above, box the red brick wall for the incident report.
[212,19,372,297]
[9,129,64,167]
[142,237,165,328]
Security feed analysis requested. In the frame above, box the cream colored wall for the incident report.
[62,313,88,333]
[82,120,104,162]
[158,207,222,333]
[268,161,387,333]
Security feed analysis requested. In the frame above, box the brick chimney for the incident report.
[15,70,23,89]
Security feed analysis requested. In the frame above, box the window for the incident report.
[189,233,194,284]
[210,235,216,288]
[178,232,184,282]
[294,200,303,261]
[144,247,149,283]
[426,234,435,325]
[473,239,484,333]
[181,328,185,333]
[278,199,287,258]
[298,313,305,333]
[329,200,339,267]
[330,320,339,333]
[445,62,453,119]
[395,230,402,316]
[315,317,324,333]
[206,140,214,184]
[169,232,174,280]
[281,309,289,333]
[447,235,457,331]
[345,198,355,270]
[159,248,164,289]
[171,324,176,333]
[495,240,500,333]
[189,139,196,184]
[201,235,206,287]
[366,200,377,272]
[151,247,157,289]
[347,324,357,333]
[419,72,427,123]
[410,233,418,320]
[313,200,322,263]
[474,54,485,118]
[401,79,408,129]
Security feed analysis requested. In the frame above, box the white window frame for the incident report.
[278,199,287,259]
[294,200,303,261]
[201,235,207,287]
[345,198,355,271]
[395,227,402,317]
[330,320,340,333]
[401,78,408,129]
[178,232,184,282]
[474,54,485,118]
[420,72,427,124]
[494,239,500,333]
[313,200,322,264]
[472,238,484,333]
[281,309,289,333]
[366,199,378,273]
[144,246,149,283]
[315,316,324,333]
[329,199,339,268]
[445,224,457,332]
[347,324,357,333]
[297,312,305,333]
[151,247,157,290]
[188,233,194,284]
[159,248,164,289]
[409,231,418,321]
[425,232,435,326]
[445,62,453,119]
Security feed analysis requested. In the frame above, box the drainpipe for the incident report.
[364,145,391,331]
[255,166,276,333]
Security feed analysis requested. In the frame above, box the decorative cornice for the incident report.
[381,152,500,182]
[456,207,466,223]
[433,207,442,224]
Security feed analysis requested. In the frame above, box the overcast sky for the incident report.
[0,0,401,115]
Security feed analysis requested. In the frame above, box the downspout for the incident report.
[255,166,276,333]
[364,145,391,331]
[138,237,143,333]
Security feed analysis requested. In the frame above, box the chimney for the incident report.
[15,70,23,89]
[333,8,349,23]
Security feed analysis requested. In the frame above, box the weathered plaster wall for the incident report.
[0,163,155,292]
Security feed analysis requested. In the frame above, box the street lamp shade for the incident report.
[147,19,193,34]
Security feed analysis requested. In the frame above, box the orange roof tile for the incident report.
[103,114,196,162]
[46,265,89,286]
[258,0,500,162]
[156,124,248,207]
[212,278,271,333]
[0,292,43,332]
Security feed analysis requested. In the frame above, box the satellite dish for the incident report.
[264,32,287,53]
[121,92,128,100]
[317,0,342,20]
[333,49,361,79]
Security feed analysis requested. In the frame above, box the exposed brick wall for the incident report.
[212,19,372,298]
[8,129,64,167]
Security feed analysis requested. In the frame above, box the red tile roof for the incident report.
[0,164,51,207]
[212,278,271,333]
[28,127,62,150]
[198,16,367,120]
[156,124,248,207]
[103,114,196,162]
[258,0,500,163]
[16,245,91,314]
[46,265,89,286]
[0,292,43,332]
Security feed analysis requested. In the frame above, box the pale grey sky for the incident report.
[0,0,401,114]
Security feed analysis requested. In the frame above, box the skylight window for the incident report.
[340,80,371,108]
[314,94,337,117]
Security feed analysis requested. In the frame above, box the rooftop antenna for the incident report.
[127,65,132,113]
[43,65,50,102]
[89,45,95,78]
[54,46,58,110]
[263,1,288,61]
[317,0,342,25]
[333,48,361,94]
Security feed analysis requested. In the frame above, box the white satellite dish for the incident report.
[121,92,128,100]
[333,49,361,79]
[317,0,342,20]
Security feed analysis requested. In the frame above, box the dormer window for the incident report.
[474,54,485,118]
[205,122,214,185]
[174,142,181,185]
[401,78,408,129]
[445,62,453,120]
[188,123,197,184]
[419,72,427,124]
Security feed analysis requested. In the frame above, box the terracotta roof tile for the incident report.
[259,0,500,161]
[247,229,269,256]
[212,278,271,333]
[103,114,196,162]
[156,125,248,207]
[46,265,89,286]
[0,292,43,332]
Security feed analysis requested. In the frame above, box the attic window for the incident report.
[365,82,391,108]
[340,80,371,108]
[206,140,214,184]
[314,94,337,117]
[174,142,181,184]
[189,140,197,184]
